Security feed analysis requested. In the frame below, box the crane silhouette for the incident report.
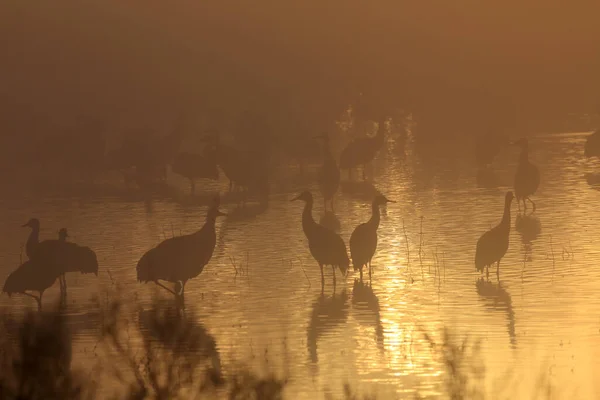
[315,132,340,212]
[137,196,226,301]
[513,138,540,212]
[171,138,219,196]
[349,194,394,281]
[3,259,60,310]
[475,191,514,280]
[339,119,386,180]
[291,191,350,289]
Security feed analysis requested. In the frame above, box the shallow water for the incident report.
[2,131,600,399]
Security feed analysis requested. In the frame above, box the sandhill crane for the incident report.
[315,133,340,212]
[3,259,60,310]
[513,138,540,212]
[171,138,219,196]
[339,120,386,180]
[136,196,226,300]
[22,218,40,259]
[475,131,509,168]
[349,194,394,281]
[54,228,99,294]
[291,191,350,289]
[584,129,600,158]
[475,191,514,280]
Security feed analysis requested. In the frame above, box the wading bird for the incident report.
[475,191,514,280]
[339,120,386,180]
[171,139,219,196]
[349,194,394,281]
[136,196,226,300]
[3,259,60,310]
[315,132,340,212]
[513,138,540,212]
[291,191,350,289]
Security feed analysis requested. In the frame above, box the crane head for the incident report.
[505,191,514,204]
[58,228,69,241]
[374,194,394,206]
[291,191,312,203]
[22,218,40,229]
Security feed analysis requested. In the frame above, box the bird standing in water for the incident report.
[339,119,386,180]
[291,191,350,290]
[475,191,514,280]
[349,194,394,281]
[315,132,340,212]
[513,138,540,212]
[136,196,226,301]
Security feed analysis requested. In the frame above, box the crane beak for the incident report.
[216,210,227,217]
[290,195,300,202]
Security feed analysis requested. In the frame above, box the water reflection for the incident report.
[475,278,516,348]
[306,290,349,364]
[515,213,542,244]
[319,211,341,233]
[351,279,384,351]
[340,181,382,201]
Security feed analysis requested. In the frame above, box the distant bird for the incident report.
[349,194,394,281]
[3,259,60,310]
[291,191,350,289]
[53,228,99,294]
[513,138,540,212]
[137,196,226,299]
[171,140,219,196]
[315,133,340,212]
[339,120,386,180]
[475,132,509,168]
[584,129,600,158]
[22,218,41,259]
[475,191,514,279]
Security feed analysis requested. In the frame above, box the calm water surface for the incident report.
[2,131,600,399]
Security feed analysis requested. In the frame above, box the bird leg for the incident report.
[22,291,42,311]
[319,264,325,289]
[368,261,372,282]
[486,265,489,280]
[331,199,335,213]
[496,260,500,280]
[359,266,363,281]
[527,197,537,213]
[332,265,337,288]
[362,165,367,181]
[154,280,178,296]
[190,179,196,196]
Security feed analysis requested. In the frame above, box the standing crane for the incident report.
[349,194,394,281]
[291,191,350,289]
[339,119,386,180]
[315,132,340,212]
[513,138,540,212]
[475,191,514,280]
[136,196,226,300]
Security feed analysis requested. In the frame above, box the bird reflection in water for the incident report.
[319,211,341,232]
[138,298,223,383]
[340,181,382,201]
[352,279,384,351]
[475,278,516,348]
[515,213,541,245]
[306,290,349,365]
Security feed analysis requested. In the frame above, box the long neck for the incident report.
[28,227,39,247]
[302,199,317,233]
[367,201,381,230]
[519,146,529,164]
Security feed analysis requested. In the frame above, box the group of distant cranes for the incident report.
[3,219,98,310]
[15,122,600,310]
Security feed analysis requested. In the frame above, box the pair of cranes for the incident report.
[3,219,99,310]
[316,119,387,212]
[475,137,541,280]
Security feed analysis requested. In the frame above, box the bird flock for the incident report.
[6,124,599,311]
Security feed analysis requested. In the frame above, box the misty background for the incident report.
[1,0,599,159]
